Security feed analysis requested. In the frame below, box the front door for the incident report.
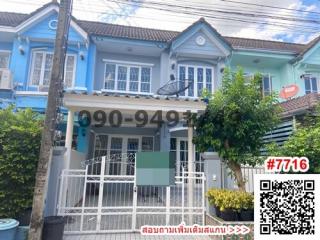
[108,136,141,175]
[93,134,154,175]
[171,137,203,176]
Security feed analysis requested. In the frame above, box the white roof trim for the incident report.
[103,59,155,67]
[16,91,48,96]
[0,5,88,41]
[0,26,15,32]
[63,93,206,113]
[169,126,188,132]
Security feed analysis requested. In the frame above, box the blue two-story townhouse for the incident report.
[0,1,320,174]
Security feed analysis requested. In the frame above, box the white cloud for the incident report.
[0,0,319,43]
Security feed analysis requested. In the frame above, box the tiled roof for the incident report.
[224,36,305,53]
[279,93,320,117]
[77,20,179,42]
[0,12,27,27]
[0,2,57,27]
[0,2,317,54]
[292,35,320,62]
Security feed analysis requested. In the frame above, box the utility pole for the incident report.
[28,0,72,239]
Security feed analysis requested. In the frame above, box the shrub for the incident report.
[207,188,254,212]
[0,107,42,218]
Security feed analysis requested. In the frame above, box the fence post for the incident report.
[57,170,65,215]
[96,156,106,231]
[202,172,206,225]
[132,153,137,231]
[181,167,185,223]
[166,186,171,225]
[80,165,88,231]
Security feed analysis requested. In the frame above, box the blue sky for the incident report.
[0,0,319,43]
[270,0,320,42]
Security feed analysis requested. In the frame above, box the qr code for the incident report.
[255,174,320,240]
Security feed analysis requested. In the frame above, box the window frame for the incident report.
[178,64,214,98]
[93,134,154,158]
[103,60,153,95]
[29,50,77,89]
[304,74,318,94]
[244,72,272,96]
[262,73,272,97]
[0,50,11,69]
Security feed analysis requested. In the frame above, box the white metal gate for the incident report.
[57,154,205,234]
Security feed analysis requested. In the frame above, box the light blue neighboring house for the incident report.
[0,1,319,172]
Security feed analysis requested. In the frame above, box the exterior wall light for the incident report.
[79,51,85,60]
[19,45,25,55]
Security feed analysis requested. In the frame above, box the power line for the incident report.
[113,0,320,26]
[164,0,320,22]
[219,0,320,15]
[70,5,320,34]
[107,0,320,32]
[138,0,320,24]
[2,0,320,38]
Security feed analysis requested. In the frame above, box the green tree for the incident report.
[0,107,42,218]
[267,109,320,173]
[194,67,280,191]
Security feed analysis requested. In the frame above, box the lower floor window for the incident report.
[93,134,154,175]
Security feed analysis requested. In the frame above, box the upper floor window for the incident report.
[244,72,272,96]
[304,75,318,94]
[178,65,213,98]
[30,51,76,89]
[104,62,152,94]
[262,74,272,96]
[0,51,10,69]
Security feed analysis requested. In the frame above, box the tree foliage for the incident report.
[194,67,280,191]
[0,107,42,218]
[267,108,320,173]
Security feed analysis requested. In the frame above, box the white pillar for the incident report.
[64,110,74,169]
[187,124,194,224]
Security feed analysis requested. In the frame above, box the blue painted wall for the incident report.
[22,12,84,43]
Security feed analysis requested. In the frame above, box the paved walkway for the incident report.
[64,233,213,240]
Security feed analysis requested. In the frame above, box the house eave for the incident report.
[63,92,206,113]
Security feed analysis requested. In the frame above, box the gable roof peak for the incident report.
[290,34,320,63]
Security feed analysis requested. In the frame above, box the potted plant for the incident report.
[206,189,221,217]
[219,190,241,221]
[239,192,254,221]
[207,189,240,221]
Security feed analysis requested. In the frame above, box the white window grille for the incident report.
[29,51,76,90]
[178,65,213,97]
[104,62,152,94]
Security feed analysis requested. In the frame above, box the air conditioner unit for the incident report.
[0,69,13,90]
[39,85,49,92]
